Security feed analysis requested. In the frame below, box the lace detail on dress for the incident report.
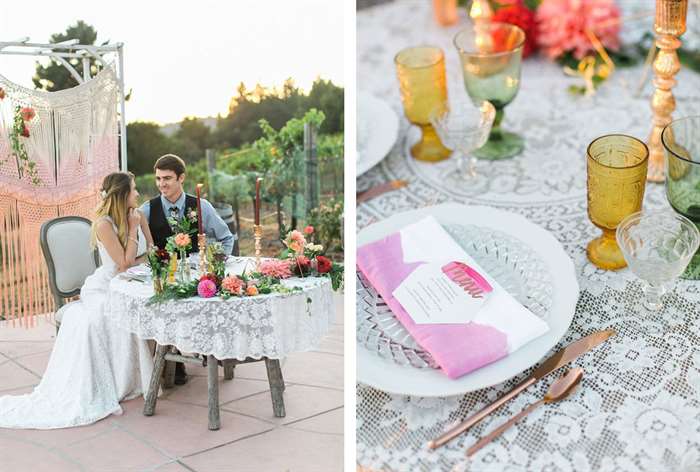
[0,218,154,429]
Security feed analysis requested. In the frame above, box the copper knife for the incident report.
[427,329,615,450]
[356,180,408,204]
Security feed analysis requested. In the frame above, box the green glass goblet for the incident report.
[663,115,700,279]
[453,22,525,160]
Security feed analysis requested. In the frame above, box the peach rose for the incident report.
[174,233,191,248]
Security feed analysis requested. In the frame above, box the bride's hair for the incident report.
[91,172,135,248]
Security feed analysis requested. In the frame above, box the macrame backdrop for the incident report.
[0,66,119,324]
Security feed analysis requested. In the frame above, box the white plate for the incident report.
[126,265,150,277]
[356,204,579,397]
[357,92,399,176]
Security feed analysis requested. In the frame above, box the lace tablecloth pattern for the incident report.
[108,271,335,361]
[357,2,700,471]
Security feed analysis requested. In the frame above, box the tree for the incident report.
[126,122,172,176]
[172,117,211,164]
[33,21,102,91]
[307,79,344,134]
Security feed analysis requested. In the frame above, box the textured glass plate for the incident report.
[356,223,554,369]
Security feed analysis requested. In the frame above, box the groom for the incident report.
[140,153,235,384]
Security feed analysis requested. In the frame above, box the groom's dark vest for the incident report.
[149,194,199,255]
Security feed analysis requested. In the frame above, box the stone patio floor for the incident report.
[0,294,344,472]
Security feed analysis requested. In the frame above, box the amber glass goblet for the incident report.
[454,22,525,160]
[587,134,649,270]
[395,46,451,162]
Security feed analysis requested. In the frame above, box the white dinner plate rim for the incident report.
[357,92,399,176]
[356,203,579,397]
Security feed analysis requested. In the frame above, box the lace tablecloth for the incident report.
[108,263,335,360]
[357,2,700,471]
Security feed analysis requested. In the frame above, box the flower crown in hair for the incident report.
[100,189,108,199]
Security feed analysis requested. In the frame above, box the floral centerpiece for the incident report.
[147,226,343,304]
[488,0,625,95]
[281,226,344,291]
[488,0,621,63]
[145,246,171,293]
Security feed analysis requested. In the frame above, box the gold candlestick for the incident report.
[647,0,688,182]
[254,224,262,269]
[469,0,493,25]
[198,233,207,274]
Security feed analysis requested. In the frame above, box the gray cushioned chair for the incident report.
[39,216,100,332]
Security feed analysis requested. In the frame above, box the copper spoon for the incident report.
[466,367,584,457]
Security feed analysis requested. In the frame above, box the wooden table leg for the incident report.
[208,354,221,430]
[144,344,168,416]
[162,346,176,389]
[223,359,235,380]
[264,358,286,418]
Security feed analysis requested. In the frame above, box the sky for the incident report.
[0,0,344,124]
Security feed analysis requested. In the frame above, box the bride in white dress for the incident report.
[0,172,156,429]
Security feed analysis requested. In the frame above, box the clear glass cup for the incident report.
[616,210,700,311]
[453,22,525,160]
[430,101,496,179]
[586,134,649,270]
[662,115,700,279]
[395,46,451,162]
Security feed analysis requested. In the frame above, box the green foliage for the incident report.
[328,262,344,291]
[147,280,198,305]
[209,170,251,205]
[33,21,103,91]
[7,106,40,185]
[306,78,344,134]
[211,79,342,149]
[127,122,173,176]
[172,117,212,164]
[318,134,344,197]
[308,197,343,252]
[217,146,270,175]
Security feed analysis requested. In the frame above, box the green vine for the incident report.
[7,106,41,185]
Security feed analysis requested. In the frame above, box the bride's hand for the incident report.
[128,208,141,229]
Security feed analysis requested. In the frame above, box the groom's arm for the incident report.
[201,199,235,255]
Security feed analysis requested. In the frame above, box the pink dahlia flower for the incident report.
[259,259,292,279]
[536,0,621,61]
[197,279,217,298]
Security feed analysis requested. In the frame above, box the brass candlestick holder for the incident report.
[647,0,688,182]
[198,233,207,274]
[254,224,262,269]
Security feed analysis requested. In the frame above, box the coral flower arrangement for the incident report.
[489,0,621,62]
[147,227,343,304]
[535,0,621,61]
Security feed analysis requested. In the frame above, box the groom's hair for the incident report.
[154,154,186,177]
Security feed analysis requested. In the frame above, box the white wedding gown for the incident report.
[0,223,155,429]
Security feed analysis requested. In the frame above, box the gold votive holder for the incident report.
[655,0,687,36]
[198,233,207,274]
[646,0,688,182]
[254,224,262,270]
[587,134,649,270]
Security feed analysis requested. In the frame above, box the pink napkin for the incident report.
[358,232,510,379]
